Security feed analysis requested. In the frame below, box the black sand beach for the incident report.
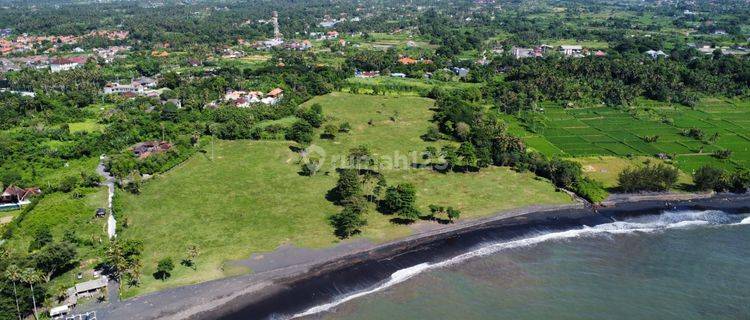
[89,192,750,320]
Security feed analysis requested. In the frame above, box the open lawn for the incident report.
[118,93,572,297]
[68,120,106,133]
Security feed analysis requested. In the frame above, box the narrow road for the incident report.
[96,156,116,239]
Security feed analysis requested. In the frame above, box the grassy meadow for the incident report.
[118,93,572,297]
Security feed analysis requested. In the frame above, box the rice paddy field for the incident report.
[513,98,750,174]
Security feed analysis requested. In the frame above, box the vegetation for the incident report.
[0,0,748,311]
[618,162,680,192]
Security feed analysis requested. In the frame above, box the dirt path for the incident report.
[96,157,116,239]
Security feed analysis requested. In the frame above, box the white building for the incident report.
[559,45,583,57]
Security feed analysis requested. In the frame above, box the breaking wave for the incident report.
[291,210,748,319]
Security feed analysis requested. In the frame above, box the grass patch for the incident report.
[118,93,572,297]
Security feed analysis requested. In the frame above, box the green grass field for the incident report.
[118,93,572,297]
[68,120,106,133]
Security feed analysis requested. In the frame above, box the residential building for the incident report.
[50,56,87,72]
[559,45,584,57]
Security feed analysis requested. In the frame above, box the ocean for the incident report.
[296,210,750,320]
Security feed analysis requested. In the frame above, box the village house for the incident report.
[94,46,130,63]
[322,31,339,40]
[50,56,88,72]
[559,45,584,57]
[103,76,157,95]
[222,88,284,107]
[131,141,173,159]
[0,185,42,208]
[512,47,541,59]
[355,70,380,78]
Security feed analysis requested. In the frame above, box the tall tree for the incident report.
[20,269,41,320]
[4,265,23,320]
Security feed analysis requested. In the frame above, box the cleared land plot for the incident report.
[118,93,572,297]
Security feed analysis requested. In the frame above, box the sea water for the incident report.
[297,211,750,320]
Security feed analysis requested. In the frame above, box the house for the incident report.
[355,70,380,78]
[323,31,339,40]
[398,57,418,65]
[559,45,583,57]
[103,76,157,95]
[1,185,42,205]
[594,50,606,57]
[95,208,106,218]
[267,88,283,98]
[512,47,541,59]
[131,141,173,159]
[645,49,668,59]
[223,89,281,107]
[50,56,87,72]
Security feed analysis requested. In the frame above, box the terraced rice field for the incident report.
[521,99,750,173]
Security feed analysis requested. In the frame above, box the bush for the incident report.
[573,178,610,203]
[617,162,679,192]
[713,149,732,159]
[693,165,726,191]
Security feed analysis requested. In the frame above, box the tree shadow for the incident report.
[288,145,304,153]
[152,271,171,281]
[389,217,416,225]
[420,215,453,225]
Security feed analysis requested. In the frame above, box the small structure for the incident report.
[452,67,470,78]
[390,72,407,78]
[645,49,668,59]
[74,276,108,298]
[49,305,70,319]
[131,141,172,159]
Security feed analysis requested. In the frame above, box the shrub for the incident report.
[573,178,609,203]
[617,162,679,192]
[713,149,732,159]
[693,165,726,191]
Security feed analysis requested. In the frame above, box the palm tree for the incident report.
[21,268,41,320]
[4,264,23,320]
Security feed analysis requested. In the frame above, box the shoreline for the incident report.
[90,192,750,320]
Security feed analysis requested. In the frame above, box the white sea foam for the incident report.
[289,210,744,319]
[291,263,430,318]
[735,215,750,225]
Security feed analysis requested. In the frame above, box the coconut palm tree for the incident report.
[4,264,23,320]
[21,268,41,320]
